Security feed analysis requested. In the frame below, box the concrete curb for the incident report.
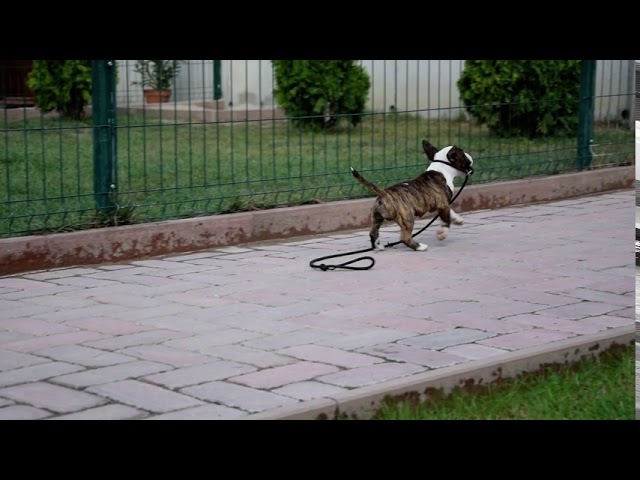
[0,165,633,276]
[242,325,634,420]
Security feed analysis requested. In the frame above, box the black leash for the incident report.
[309,161,472,272]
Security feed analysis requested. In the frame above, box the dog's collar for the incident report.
[430,159,474,175]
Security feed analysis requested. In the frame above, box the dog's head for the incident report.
[422,140,474,176]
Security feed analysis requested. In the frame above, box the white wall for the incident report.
[115,60,635,123]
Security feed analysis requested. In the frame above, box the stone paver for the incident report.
[0,190,632,419]
[34,345,138,368]
[51,361,172,388]
[87,380,204,413]
[146,404,246,420]
[0,362,85,388]
[50,404,145,420]
[358,343,467,368]
[1,331,107,353]
[181,381,298,413]
[229,361,340,389]
[117,344,214,368]
[477,328,577,351]
[317,362,426,389]
[272,381,351,401]
[277,345,383,368]
[143,361,257,389]
[0,382,105,413]
[0,350,50,372]
[0,405,52,420]
[399,328,496,350]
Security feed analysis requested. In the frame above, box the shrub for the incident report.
[457,60,582,138]
[272,60,370,130]
[27,60,92,121]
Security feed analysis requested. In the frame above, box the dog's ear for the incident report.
[422,140,438,161]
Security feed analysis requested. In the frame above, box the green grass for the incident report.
[1,110,634,238]
[349,343,635,420]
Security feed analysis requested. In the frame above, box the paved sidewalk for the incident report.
[0,190,634,420]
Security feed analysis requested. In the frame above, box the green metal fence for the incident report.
[1,60,635,239]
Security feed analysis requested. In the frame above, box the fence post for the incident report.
[91,60,117,213]
[213,60,222,100]
[576,60,596,170]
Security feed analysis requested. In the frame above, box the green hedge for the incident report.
[272,60,370,130]
[457,60,582,138]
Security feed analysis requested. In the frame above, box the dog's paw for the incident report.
[452,216,464,225]
[437,227,448,241]
[374,243,385,251]
[416,243,428,251]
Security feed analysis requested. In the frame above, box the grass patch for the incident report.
[1,111,634,238]
[335,342,635,420]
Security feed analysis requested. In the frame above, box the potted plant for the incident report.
[132,60,183,104]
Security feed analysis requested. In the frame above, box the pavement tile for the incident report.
[0,318,77,336]
[358,343,467,368]
[64,317,154,335]
[435,313,527,334]
[143,360,257,389]
[539,302,627,320]
[50,404,145,420]
[229,361,340,389]
[83,330,190,350]
[0,381,106,413]
[316,328,418,350]
[399,328,496,350]
[351,315,452,334]
[441,343,510,360]
[504,313,607,335]
[0,350,50,372]
[1,331,107,352]
[87,380,204,413]
[242,328,341,351]
[118,344,214,368]
[0,405,52,420]
[146,404,246,420]
[181,381,298,413]
[0,361,85,388]
[272,381,350,401]
[0,303,55,320]
[51,360,172,388]
[164,329,264,351]
[477,328,577,351]
[277,344,383,368]
[34,345,137,368]
[198,345,296,369]
[317,362,425,389]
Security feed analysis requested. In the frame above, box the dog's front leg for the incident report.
[437,207,452,241]
[450,208,464,225]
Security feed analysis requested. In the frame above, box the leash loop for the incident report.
[309,248,376,271]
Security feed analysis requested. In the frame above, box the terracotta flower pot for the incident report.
[144,89,171,104]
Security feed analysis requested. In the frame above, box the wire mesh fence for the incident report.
[1,60,635,239]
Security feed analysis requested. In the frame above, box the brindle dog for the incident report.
[351,140,474,251]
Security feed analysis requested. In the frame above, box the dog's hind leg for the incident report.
[398,215,428,251]
[370,211,386,250]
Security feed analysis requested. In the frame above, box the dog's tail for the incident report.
[351,167,386,197]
